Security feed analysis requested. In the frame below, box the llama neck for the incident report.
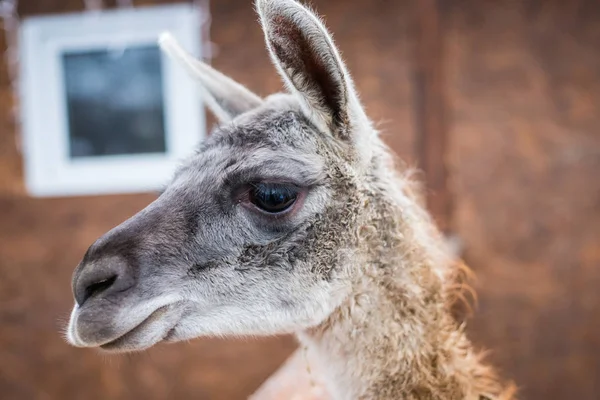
[297,168,506,399]
[297,263,462,399]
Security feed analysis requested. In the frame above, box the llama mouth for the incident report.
[162,325,179,342]
[99,304,180,352]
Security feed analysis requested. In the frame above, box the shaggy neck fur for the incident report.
[297,144,514,400]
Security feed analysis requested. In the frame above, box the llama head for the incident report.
[66,0,378,352]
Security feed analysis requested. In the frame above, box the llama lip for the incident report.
[162,325,178,342]
[99,304,178,352]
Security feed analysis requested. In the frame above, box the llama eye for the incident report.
[249,183,298,214]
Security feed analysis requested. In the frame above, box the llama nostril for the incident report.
[73,256,134,307]
[81,275,118,305]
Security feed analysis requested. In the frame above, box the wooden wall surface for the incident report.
[447,1,600,399]
[1,0,599,399]
[0,0,415,398]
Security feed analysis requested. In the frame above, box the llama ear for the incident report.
[257,0,367,140]
[159,33,263,122]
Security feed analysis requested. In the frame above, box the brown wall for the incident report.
[0,0,599,399]
[447,1,600,399]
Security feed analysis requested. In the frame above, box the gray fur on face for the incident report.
[67,78,365,349]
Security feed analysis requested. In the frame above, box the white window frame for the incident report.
[19,4,205,197]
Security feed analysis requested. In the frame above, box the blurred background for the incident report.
[1,0,599,399]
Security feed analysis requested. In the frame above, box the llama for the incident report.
[66,0,515,398]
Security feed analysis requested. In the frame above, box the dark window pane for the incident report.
[62,46,167,158]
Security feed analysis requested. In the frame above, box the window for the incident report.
[20,4,205,196]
